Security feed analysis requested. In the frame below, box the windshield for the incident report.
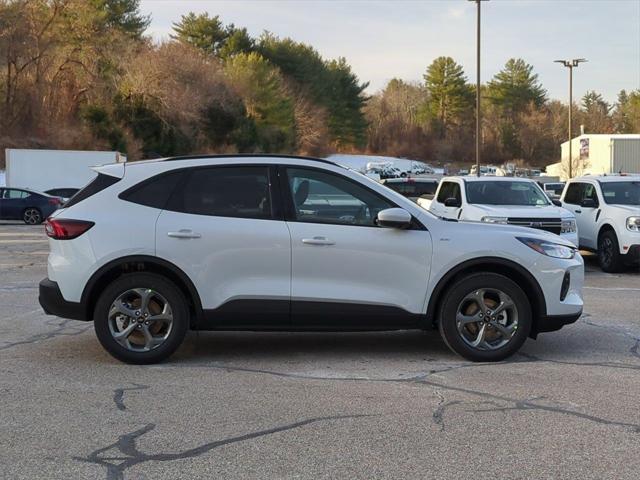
[600,181,640,205]
[385,182,437,196]
[466,181,550,206]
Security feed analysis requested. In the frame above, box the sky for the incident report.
[139,0,640,104]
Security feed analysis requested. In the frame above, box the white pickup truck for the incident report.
[560,175,640,272]
[419,176,578,246]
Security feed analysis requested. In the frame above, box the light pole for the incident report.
[554,58,587,179]
[469,0,488,177]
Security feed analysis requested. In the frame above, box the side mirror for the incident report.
[444,197,461,208]
[551,199,562,207]
[377,208,412,229]
[581,198,597,208]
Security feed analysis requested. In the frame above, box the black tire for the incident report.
[23,207,42,225]
[94,273,189,364]
[598,230,625,273]
[438,272,532,362]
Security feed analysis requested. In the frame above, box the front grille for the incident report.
[507,217,562,235]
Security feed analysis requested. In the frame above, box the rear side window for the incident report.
[436,182,461,203]
[120,170,185,209]
[564,183,584,205]
[386,182,438,196]
[166,166,272,219]
[64,174,120,208]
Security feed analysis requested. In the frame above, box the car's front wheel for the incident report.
[598,230,625,273]
[23,208,42,224]
[438,273,532,362]
[94,273,189,364]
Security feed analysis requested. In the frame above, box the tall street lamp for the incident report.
[554,58,587,178]
[469,0,489,177]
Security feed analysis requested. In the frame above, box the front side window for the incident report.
[600,181,640,206]
[564,183,584,205]
[436,182,460,203]
[168,166,272,219]
[286,168,393,226]
[466,181,549,206]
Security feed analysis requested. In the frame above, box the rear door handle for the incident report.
[574,209,582,214]
[302,236,335,246]
[167,229,201,239]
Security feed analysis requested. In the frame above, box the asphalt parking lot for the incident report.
[0,222,638,479]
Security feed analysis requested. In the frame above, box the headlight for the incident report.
[627,216,640,232]
[481,216,508,224]
[517,237,575,259]
[561,218,577,233]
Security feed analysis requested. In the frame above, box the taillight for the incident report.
[44,219,94,240]
[48,197,62,206]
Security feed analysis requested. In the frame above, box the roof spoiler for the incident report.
[91,162,125,179]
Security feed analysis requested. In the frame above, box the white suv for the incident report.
[560,175,640,272]
[421,176,578,247]
[38,155,584,364]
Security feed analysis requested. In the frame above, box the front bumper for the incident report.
[39,278,87,320]
[623,244,640,265]
[535,310,583,334]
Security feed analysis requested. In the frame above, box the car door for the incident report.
[1,189,26,220]
[281,165,432,328]
[433,181,462,219]
[563,182,597,248]
[155,165,292,328]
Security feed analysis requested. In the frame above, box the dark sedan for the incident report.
[0,188,62,224]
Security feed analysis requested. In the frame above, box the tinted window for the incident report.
[46,188,79,198]
[564,183,585,205]
[436,182,461,203]
[121,170,185,209]
[385,181,438,196]
[168,167,272,219]
[286,168,393,226]
[466,181,549,206]
[600,181,640,206]
[64,174,121,208]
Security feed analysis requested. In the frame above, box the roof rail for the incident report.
[162,153,339,166]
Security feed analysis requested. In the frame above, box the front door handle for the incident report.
[302,236,335,246]
[167,229,201,239]
[575,209,582,214]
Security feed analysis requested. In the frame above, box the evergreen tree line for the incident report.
[0,0,638,169]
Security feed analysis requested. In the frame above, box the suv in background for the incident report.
[0,187,62,224]
[381,177,439,203]
[39,155,583,364]
[560,175,640,272]
[421,176,578,247]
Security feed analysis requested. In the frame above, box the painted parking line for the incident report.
[584,286,640,292]
[0,240,48,244]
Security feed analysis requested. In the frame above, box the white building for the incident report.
[546,134,640,181]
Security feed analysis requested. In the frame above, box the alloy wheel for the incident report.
[24,208,41,224]
[108,288,174,352]
[455,288,519,351]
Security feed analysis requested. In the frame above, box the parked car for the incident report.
[540,182,565,199]
[560,175,640,272]
[420,176,578,247]
[381,177,439,203]
[0,187,62,224]
[44,188,81,203]
[39,155,583,364]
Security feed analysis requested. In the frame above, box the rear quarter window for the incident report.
[65,174,121,208]
[120,170,185,209]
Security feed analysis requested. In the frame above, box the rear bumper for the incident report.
[39,278,87,321]
[534,310,582,335]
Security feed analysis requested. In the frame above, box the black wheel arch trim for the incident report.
[425,257,547,333]
[81,255,203,323]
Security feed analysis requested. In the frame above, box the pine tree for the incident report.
[171,12,229,55]
[487,58,546,116]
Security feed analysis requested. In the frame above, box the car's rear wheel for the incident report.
[438,273,532,362]
[598,230,625,273]
[94,273,189,364]
[23,208,42,225]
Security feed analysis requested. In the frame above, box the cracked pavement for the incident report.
[0,222,639,479]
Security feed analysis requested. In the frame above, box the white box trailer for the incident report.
[5,148,126,192]
[558,134,640,180]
